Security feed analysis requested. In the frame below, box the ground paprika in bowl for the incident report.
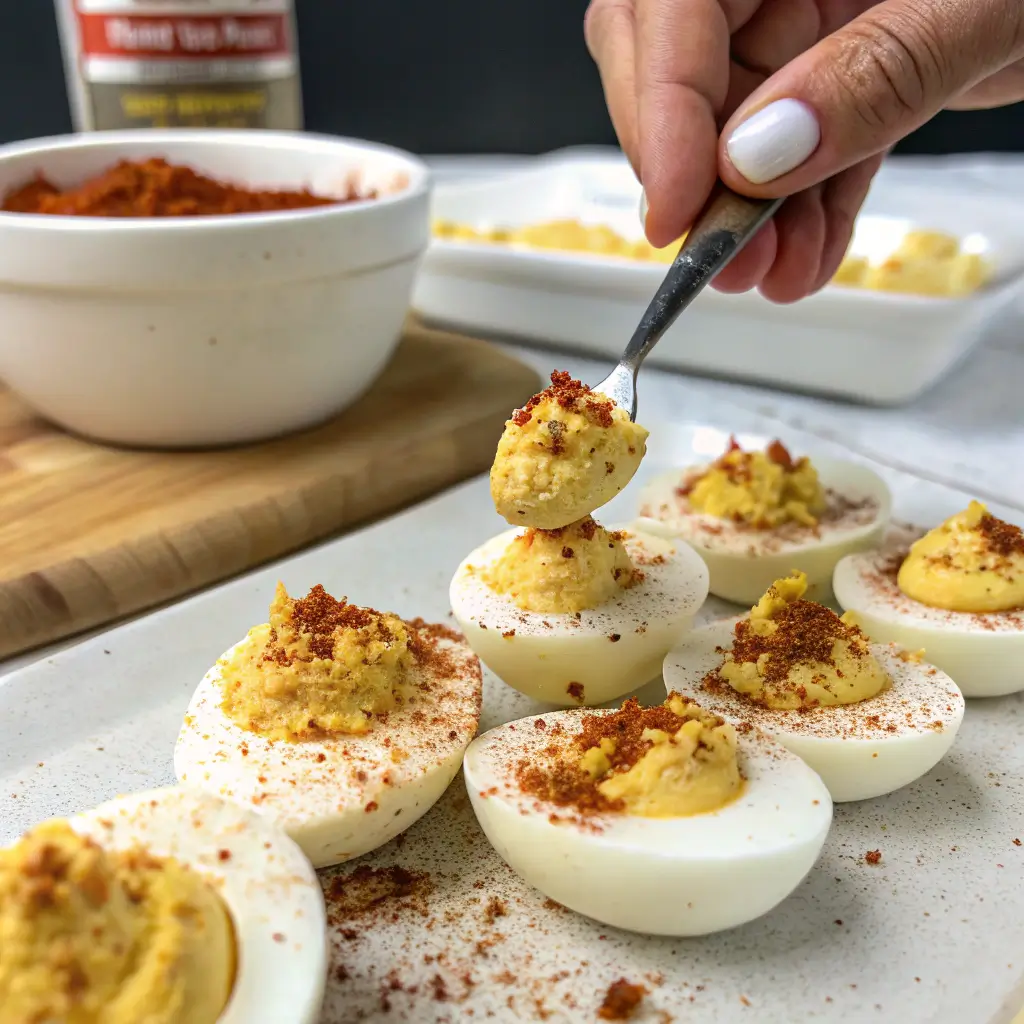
[1,157,363,218]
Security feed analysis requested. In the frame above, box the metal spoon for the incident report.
[593,186,784,420]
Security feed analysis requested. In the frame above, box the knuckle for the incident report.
[826,194,858,246]
[822,10,950,133]
[584,0,631,56]
[1014,4,1024,54]
[582,1,601,52]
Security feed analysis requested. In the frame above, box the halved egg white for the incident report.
[70,786,326,1024]
[449,525,708,706]
[636,456,891,605]
[834,544,1024,698]
[663,619,965,802]
[174,624,482,869]
[463,709,832,937]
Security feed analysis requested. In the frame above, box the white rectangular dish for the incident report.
[414,151,1024,405]
[2,419,1022,1023]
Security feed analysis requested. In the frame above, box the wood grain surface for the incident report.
[0,321,541,659]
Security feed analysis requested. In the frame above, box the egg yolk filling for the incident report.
[517,696,742,818]
[480,516,642,614]
[490,370,649,530]
[220,582,412,740]
[0,820,235,1024]
[683,437,826,528]
[720,572,889,709]
[897,500,1024,613]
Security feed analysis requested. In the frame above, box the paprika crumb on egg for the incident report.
[515,697,741,821]
[729,601,857,686]
[510,371,615,431]
[220,583,413,740]
[976,513,1024,559]
[216,583,475,746]
[0,157,369,218]
[714,573,889,711]
[268,584,396,664]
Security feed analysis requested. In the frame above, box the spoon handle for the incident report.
[621,187,784,370]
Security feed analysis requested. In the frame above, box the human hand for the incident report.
[584,0,1024,301]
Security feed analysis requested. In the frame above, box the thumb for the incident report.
[718,0,1024,194]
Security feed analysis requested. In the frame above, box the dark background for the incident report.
[3,1,1021,154]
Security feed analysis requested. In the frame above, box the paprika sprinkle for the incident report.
[597,978,647,1020]
[1,157,368,218]
[511,370,615,431]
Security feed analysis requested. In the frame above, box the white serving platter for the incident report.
[2,421,1022,1024]
[414,150,1024,406]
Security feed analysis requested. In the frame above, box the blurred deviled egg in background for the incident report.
[175,583,482,868]
[637,436,890,604]
[834,501,1024,697]
[664,572,964,802]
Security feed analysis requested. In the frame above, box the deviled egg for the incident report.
[464,696,832,936]
[175,583,482,868]
[834,502,1024,697]
[664,573,965,802]
[0,786,326,1024]
[490,369,649,530]
[449,517,709,706]
[637,436,890,604]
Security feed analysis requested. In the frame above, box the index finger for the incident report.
[585,0,643,176]
[634,0,734,244]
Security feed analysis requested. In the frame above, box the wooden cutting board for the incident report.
[0,321,541,659]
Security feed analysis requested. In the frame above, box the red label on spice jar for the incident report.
[75,11,292,60]
[57,0,303,131]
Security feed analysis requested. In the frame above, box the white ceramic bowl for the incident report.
[0,130,431,447]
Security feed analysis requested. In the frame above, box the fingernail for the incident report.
[638,190,648,229]
[726,99,821,185]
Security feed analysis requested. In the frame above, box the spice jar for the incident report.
[54,0,303,132]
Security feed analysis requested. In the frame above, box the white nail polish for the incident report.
[726,99,821,185]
